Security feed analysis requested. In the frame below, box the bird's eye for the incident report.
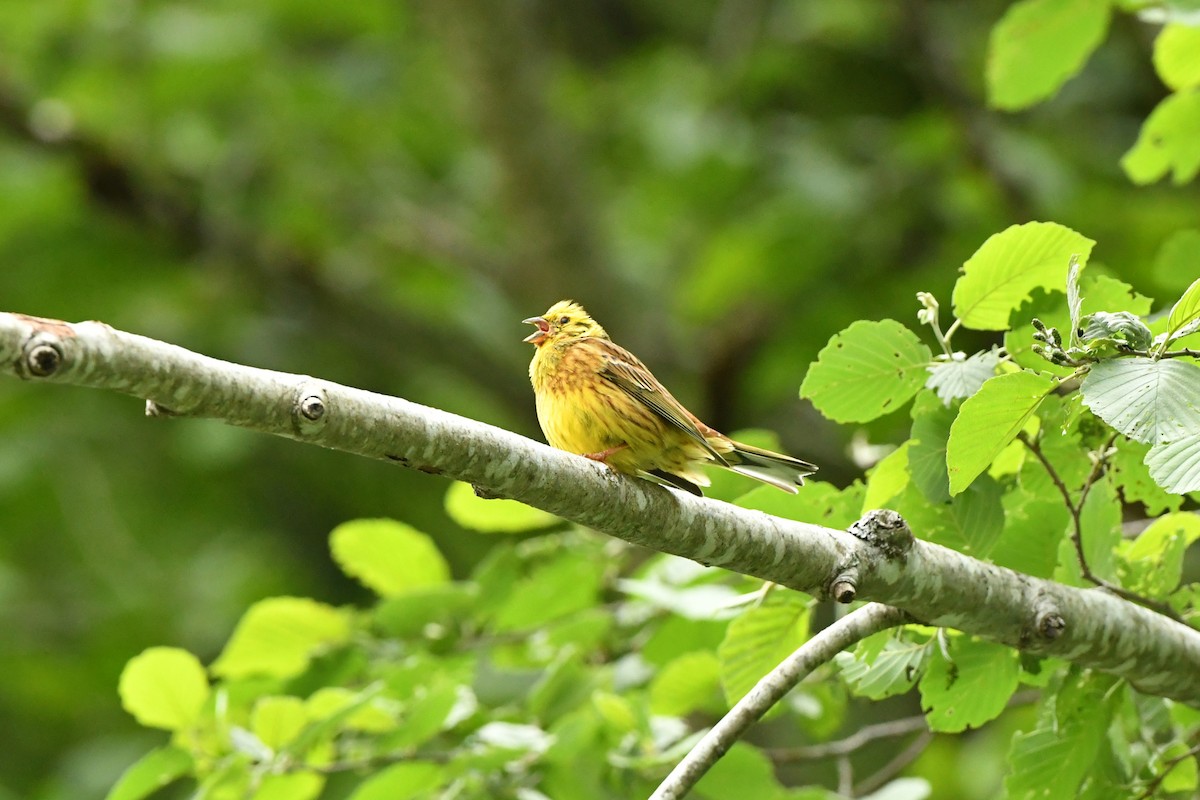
[559,316,571,325]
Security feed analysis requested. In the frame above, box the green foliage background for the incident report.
[0,1,1198,798]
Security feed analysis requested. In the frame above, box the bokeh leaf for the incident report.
[718,591,811,705]
[444,481,560,533]
[1122,89,1200,185]
[986,0,1111,110]
[330,519,450,597]
[1154,23,1200,91]
[212,597,351,679]
[105,746,193,800]
[118,647,209,732]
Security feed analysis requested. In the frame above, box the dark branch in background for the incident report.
[0,73,532,419]
[1134,736,1200,800]
[650,604,910,800]
[427,0,620,315]
[1016,432,1178,619]
[853,730,934,797]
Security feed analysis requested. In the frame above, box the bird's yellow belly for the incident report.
[536,390,621,458]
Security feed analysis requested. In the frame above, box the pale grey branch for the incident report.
[3,312,1200,707]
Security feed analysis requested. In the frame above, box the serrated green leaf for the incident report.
[1155,23,1200,91]
[1119,512,1200,597]
[1146,432,1200,494]
[910,391,954,504]
[495,553,604,632]
[251,696,307,751]
[737,480,863,530]
[1004,672,1118,800]
[444,481,560,533]
[952,222,1095,330]
[1122,89,1200,185]
[212,597,351,679]
[649,651,722,716]
[105,746,193,800]
[926,350,1002,404]
[1167,277,1200,344]
[1078,476,1121,583]
[118,647,209,731]
[950,474,1005,557]
[836,638,929,700]
[694,743,783,800]
[986,0,1110,110]
[718,592,811,704]
[252,772,324,800]
[1110,437,1183,514]
[1081,358,1200,444]
[347,762,444,800]
[330,519,449,597]
[991,486,1068,578]
[863,441,911,512]
[947,371,1056,494]
[800,319,932,423]
[919,636,1019,732]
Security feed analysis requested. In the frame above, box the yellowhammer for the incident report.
[524,300,817,495]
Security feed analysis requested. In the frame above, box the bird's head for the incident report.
[523,300,608,346]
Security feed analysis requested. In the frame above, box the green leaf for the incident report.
[1080,358,1200,444]
[952,222,1095,330]
[919,636,1019,732]
[347,762,444,800]
[1166,277,1200,343]
[1154,230,1200,293]
[1122,89,1200,185]
[118,647,209,731]
[1078,476,1121,583]
[1146,432,1200,494]
[494,553,604,632]
[1110,438,1183,514]
[212,597,351,679]
[649,651,722,716]
[950,474,1006,557]
[925,349,1001,404]
[737,480,864,530]
[1118,512,1200,597]
[718,591,811,705]
[991,487,1068,579]
[800,319,932,423]
[947,371,1056,494]
[388,679,463,747]
[330,519,449,597]
[694,743,783,800]
[1155,23,1200,91]
[1161,740,1200,793]
[251,696,307,751]
[444,481,560,533]
[862,441,911,512]
[909,391,955,504]
[1080,311,1154,350]
[836,636,929,700]
[1004,672,1118,800]
[252,773,324,800]
[105,746,193,800]
[986,0,1111,110]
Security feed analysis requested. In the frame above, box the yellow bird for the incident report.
[523,300,816,495]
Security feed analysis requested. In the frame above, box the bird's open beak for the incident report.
[523,316,550,345]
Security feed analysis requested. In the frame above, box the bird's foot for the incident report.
[583,444,628,464]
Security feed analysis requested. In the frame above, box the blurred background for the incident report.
[0,0,1196,797]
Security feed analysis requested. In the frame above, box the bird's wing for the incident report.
[587,338,730,466]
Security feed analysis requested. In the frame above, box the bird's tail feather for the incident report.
[725,442,817,494]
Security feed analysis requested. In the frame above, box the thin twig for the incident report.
[770,716,930,761]
[649,604,910,800]
[852,730,935,796]
[1134,740,1200,800]
[1018,432,1182,621]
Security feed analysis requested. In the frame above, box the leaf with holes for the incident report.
[919,636,1019,733]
